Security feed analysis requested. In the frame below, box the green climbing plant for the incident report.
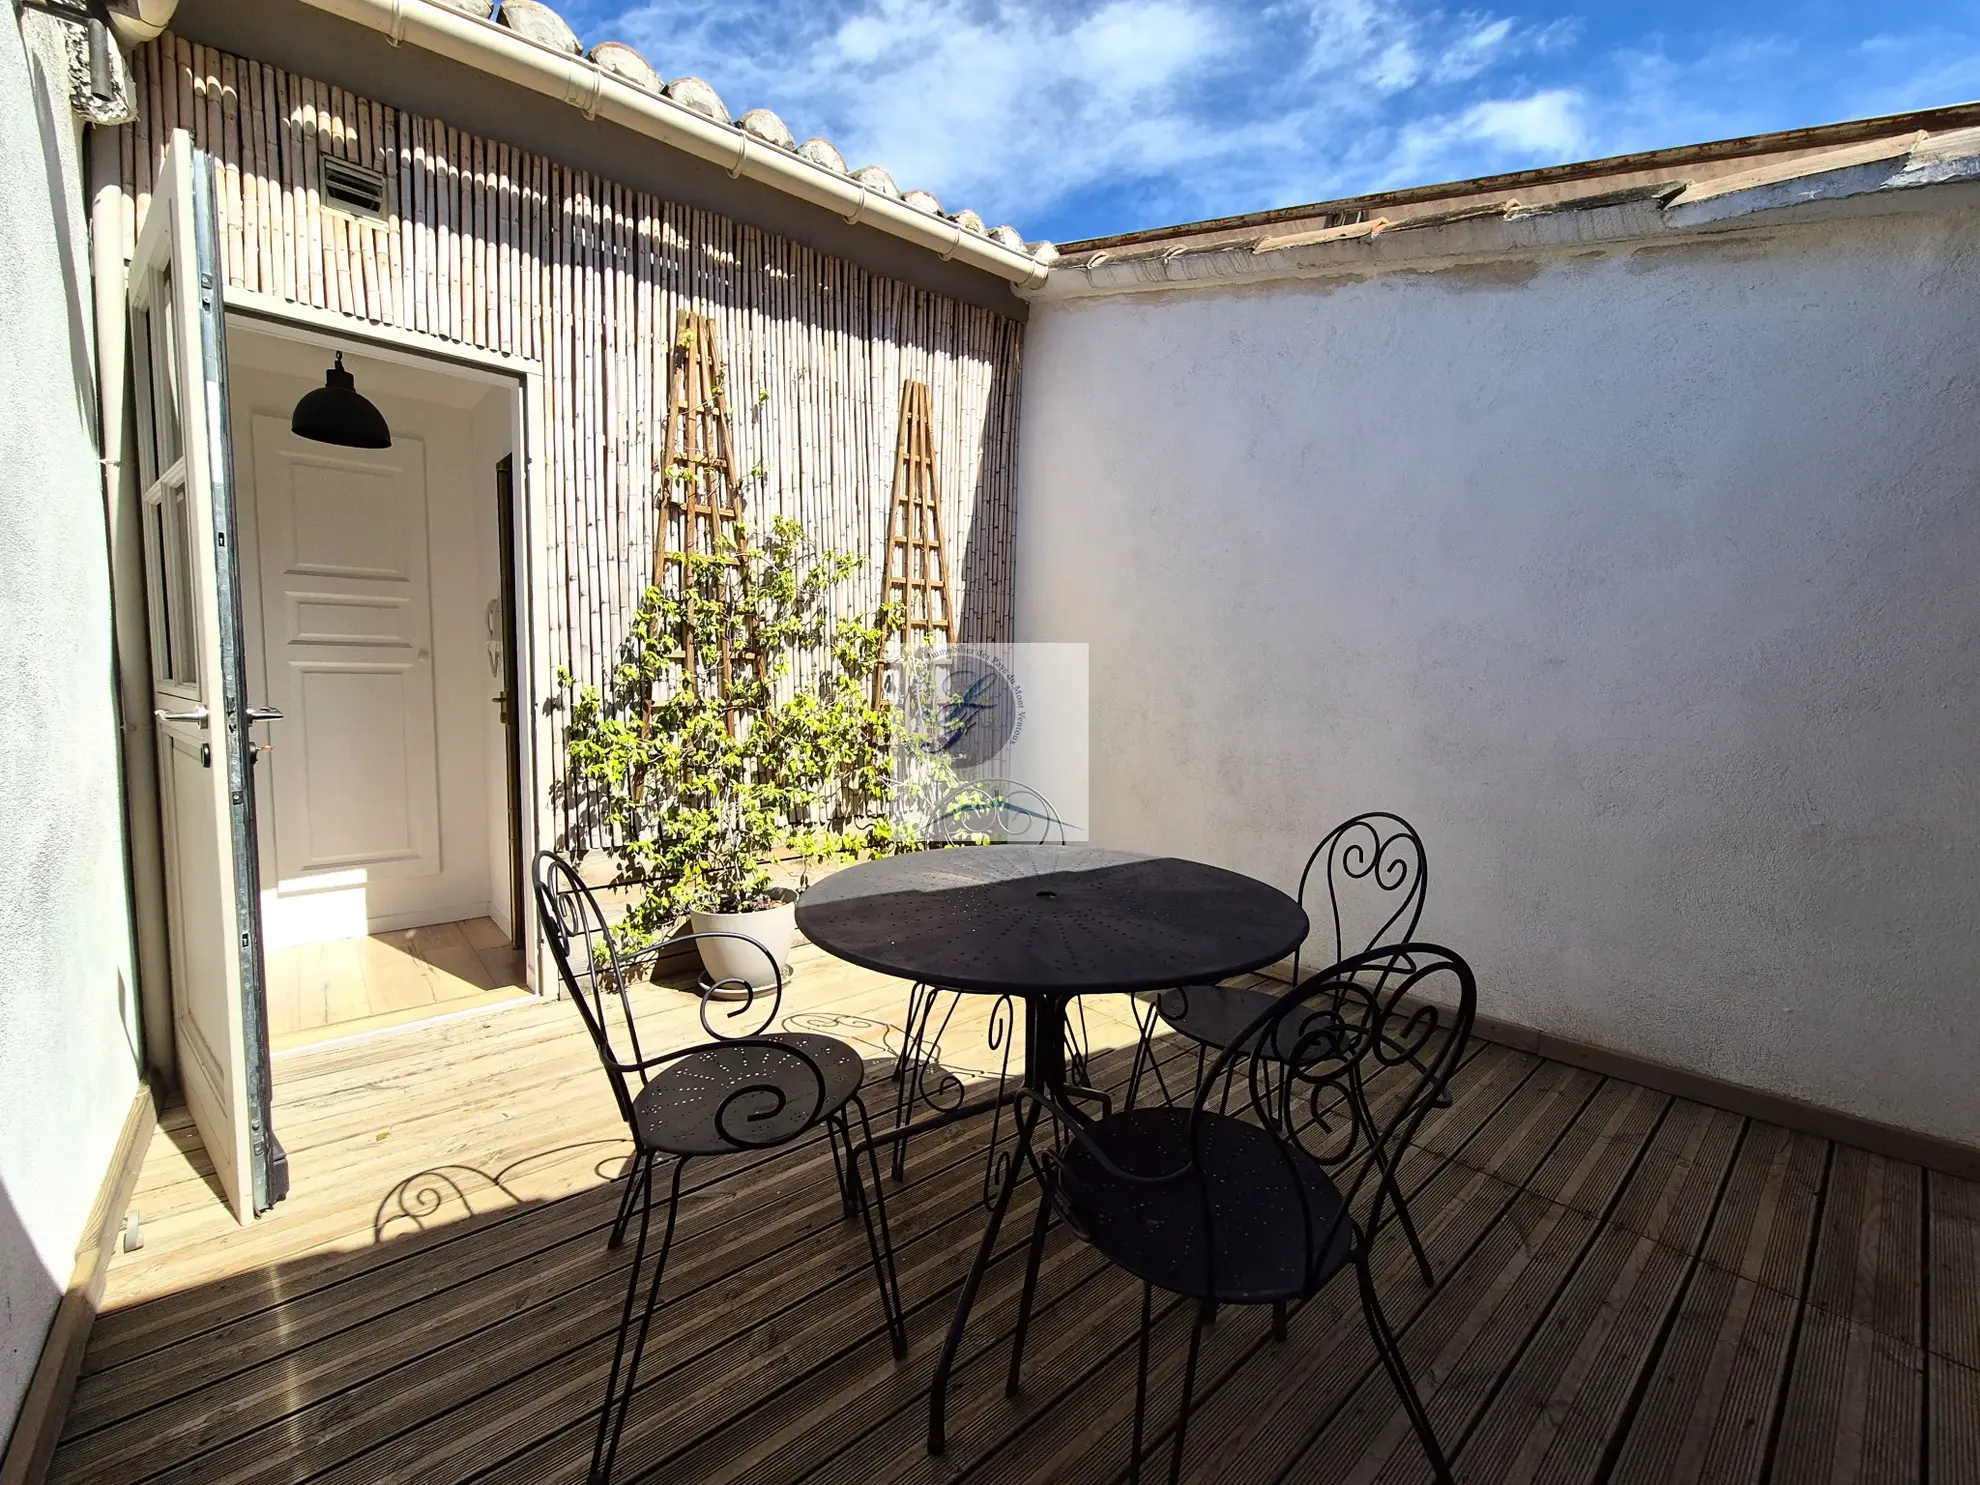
[556,515,918,951]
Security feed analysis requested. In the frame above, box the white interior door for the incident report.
[251,417,443,905]
[131,131,285,1220]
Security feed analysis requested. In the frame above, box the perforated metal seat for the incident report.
[633,1033,865,1156]
[1059,1106,1352,1305]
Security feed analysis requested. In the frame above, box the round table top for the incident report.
[795,846,1309,995]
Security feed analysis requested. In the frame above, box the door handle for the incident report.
[247,706,285,724]
[155,705,210,726]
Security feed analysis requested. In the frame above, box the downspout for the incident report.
[297,0,1053,292]
[89,123,176,1090]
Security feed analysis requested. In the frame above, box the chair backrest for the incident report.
[932,778,1067,845]
[532,851,798,1136]
[1293,812,1427,980]
[1204,943,1474,1294]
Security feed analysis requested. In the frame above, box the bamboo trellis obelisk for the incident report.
[653,310,754,695]
[884,380,957,634]
[874,380,958,703]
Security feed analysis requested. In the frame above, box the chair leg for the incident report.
[891,983,931,1181]
[893,985,960,1182]
[848,1097,909,1359]
[1005,1163,1056,1398]
[1353,1252,1453,1485]
[1272,1299,1288,1342]
[893,981,926,1084]
[1067,998,1093,1087]
[1366,1128,1435,1286]
[825,1116,858,1219]
[607,1150,649,1251]
[1167,1302,1208,1485]
[591,1156,685,1485]
[1128,1280,1155,1485]
[1124,999,1157,1110]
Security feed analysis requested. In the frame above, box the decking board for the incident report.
[49,965,1960,1485]
[1772,1307,1924,1485]
[1931,1172,1980,1369]
[1606,1262,1799,1485]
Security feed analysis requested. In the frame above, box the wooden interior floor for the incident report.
[264,917,529,1050]
[53,948,1980,1485]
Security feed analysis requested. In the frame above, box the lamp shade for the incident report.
[291,353,391,449]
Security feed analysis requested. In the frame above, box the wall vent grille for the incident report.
[318,156,387,218]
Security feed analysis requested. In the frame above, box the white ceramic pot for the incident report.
[689,899,795,997]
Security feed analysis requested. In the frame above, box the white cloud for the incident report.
[567,0,1980,241]
[1473,88,1586,152]
[1383,87,1585,187]
[602,0,1241,228]
[1431,16,1514,83]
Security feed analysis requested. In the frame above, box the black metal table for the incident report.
[796,845,1309,1453]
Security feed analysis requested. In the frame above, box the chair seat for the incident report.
[1056,1107,1354,1305]
[1147,983,1355,1066]
[633,1033,864,1156]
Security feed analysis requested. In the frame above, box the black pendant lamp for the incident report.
[291,353,391,448]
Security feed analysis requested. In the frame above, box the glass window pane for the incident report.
[141,493,169,683]
[130,309,160,491]
[150,266,182,472]
[163,478,198,687]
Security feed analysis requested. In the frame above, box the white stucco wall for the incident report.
[0,10,143,1442]
[1016,203,1980,1147]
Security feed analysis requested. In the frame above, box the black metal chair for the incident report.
[533,851,906,1485]
[1008,944,1474,1485]
[1124,812,1438,1281]
[891,781,1067,1180]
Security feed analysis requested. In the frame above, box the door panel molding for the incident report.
[252,417,443,896]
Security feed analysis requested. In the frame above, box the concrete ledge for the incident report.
[1030,127,1980,303]
[1246,957,1980,1182]
[1467,1011,1980,1184]
[0,1085,157,1485]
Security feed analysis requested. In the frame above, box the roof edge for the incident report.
[1061,100,1980,255]
[292,0,1052,290]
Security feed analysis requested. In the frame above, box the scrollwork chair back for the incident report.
[1293,811,1428,984]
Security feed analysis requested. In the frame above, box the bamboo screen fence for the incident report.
[111,34,1023,835]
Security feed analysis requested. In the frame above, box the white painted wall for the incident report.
[0,11,143,1441]
[1016,205,1980,1147]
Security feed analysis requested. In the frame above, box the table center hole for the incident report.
[1036,889,1058,899]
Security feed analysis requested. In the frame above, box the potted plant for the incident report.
[558,515,908,992]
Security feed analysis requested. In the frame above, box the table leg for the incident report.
[928,1091,1043,1455]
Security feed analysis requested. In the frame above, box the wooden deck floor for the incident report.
[51,948,1980,1485]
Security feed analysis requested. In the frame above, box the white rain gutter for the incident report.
[1029,127,1980,304]
[295,0,1052,291]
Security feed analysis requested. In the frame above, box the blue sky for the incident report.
[552,0,1980,244]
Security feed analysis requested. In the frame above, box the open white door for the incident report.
[130,130,286,1220]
